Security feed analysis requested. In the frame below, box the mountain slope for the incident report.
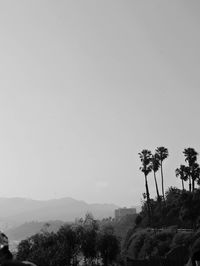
[5,220,65,241]
[0,197,118,227]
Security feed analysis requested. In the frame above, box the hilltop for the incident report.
[0,197,119,229]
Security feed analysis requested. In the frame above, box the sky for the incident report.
[0,0,199,207]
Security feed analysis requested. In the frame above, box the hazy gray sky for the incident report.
[0,0,199,206]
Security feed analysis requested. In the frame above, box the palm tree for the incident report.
[150,154,160,199]
[175,165,189,190]
[138,149,152,223]
[191,162,200,191]
[155,146,169,201]
[183,148,198,192]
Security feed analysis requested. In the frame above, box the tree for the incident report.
[175,165,189,190]
[191,162,200,191]
[57,225,81,266]
[183,148,199,192]
[155,146,169,201]
[139,149,152,224]
[17,232,59,266]
[17,226,82,266]
[17,239,32,261]
[179,190,200,229]
[80,213,99,264]
[97,225,120,266]
[150,154,160,199]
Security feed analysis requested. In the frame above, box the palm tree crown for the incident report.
[183,148,198,167]
[150,154,160,173]
[175,164,189,190]
[139,149,152,176]
[155,147,169,162]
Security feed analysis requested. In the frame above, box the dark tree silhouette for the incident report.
[155,147,169,201]
[97,226,120,266]
[191,162,200,191]
[139,149,152,224]
[183,148,199,192]
[80,213,99,264]
[175,165,189,191]
[150,153,160,199]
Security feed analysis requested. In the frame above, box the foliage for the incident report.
[139,150,152,177]
[78,213,99,264]
[97,225,120,266]
[136,187,200,229]
[17,226,80,266]
[179,190,200,229]
[182,148,200,191]
[17,215,120,266]
[128,230,148,259]
[175,164,189,190]
[171,231,193,249]
[125,228,197,260]
[126,229,175,259]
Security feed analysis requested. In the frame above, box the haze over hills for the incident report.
[0,197,121,229]
[0,197,140,243]
[5,221,65,241]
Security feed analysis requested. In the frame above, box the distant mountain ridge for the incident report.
[5,220,65,241]
[0,197,119,229]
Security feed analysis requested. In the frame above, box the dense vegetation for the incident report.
[138,147,200,228]
[122,147,200,263]
[17,214,120,266]
[136,187,200,229]
[123,187,200,261]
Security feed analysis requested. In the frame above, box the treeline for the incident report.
[16,214,120,266]
[138,147,200,227]
[122,187,200,262]
[135,187,200,229]
[122,147,200,263]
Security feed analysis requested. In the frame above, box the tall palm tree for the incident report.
[183,148,198,192]
[191,162,200,191]
[138,149,152,223]
[175,164,189,190]
[196,165,200,186]
[150,154,160,200]
[155,146,169,201]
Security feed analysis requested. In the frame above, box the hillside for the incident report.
[5,220,65,241]
[0,197,119,229]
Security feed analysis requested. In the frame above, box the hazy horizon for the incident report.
[0,1,199,206]
[0,196,123,206]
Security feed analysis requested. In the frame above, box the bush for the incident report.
[17,219,121,266]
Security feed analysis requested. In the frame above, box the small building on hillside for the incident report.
[115,207,136,220]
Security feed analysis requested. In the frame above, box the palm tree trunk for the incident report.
[153,171,160,199]
[160,163,165,201]
[189,177,191,192]
[145,174,151,225]
[192,178,195,192]
[145,175,150,200]
[181,179,185,190]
